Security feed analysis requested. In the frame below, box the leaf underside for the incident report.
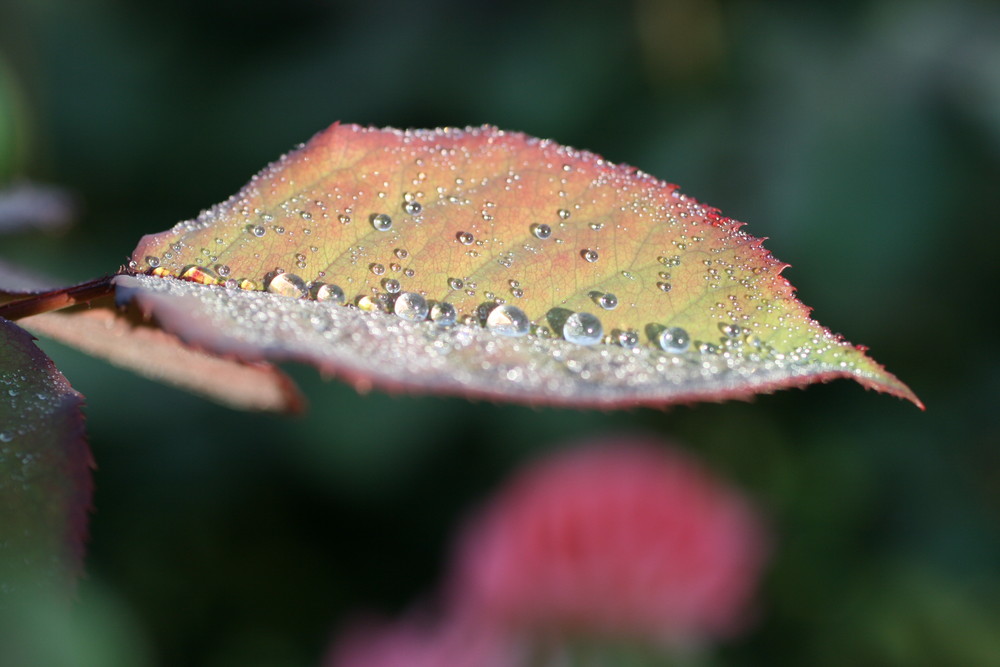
[0,318,92,598]
[122,124,920,409]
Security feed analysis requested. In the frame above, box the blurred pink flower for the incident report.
[448,437,768,646]
[327,436,768,666]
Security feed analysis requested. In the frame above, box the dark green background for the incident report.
[2,0,999,665]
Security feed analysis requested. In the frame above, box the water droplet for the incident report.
[562,312,603,346]
[597,292,618,310]
[430,301,457,326]
[589,222,604,230]
[0,431,12,443]
[531,223,552,239]
[394,248,409,259]
[658,326,691,354]
[457,231,474,245]
[393,292,429,321]
[338,214,351,224]
[252,225,266,237]
[657,281,672,292]
[313,282,345,304]
[448,277,464,290]
[216,265,231,278]
[180,266,218,284]
[617,329,639,348]
[382,278,401,293]
[266,273,308,298]
[581,249,599,262]
[403,200,422,215]
[486,304,530,337]
[370,263,386,276]
[370,213,393,231]
[557,208,571,220]
[720,322,742,338]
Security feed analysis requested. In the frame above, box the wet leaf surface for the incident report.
[123,124,920,408]
[0,318,91,599]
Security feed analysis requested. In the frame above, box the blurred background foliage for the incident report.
[1,0,999,664]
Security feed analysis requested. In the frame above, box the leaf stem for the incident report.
[0,274,117,320]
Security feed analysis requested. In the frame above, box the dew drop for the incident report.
[658,326,691,354]
[394,248,409,259]
[617,329,639,348]
[370,263,386,276]
[146,256,161,268]
[370,213,393,231]
[596,292,618,310]
[216,265,231,278]
[252,225,266,237]
[393,292,429,321]
[448,277,464,290]
[657,281,672,292]
[313,282,345,304]
[403,200,422,215]
[557,208,571,220]
[266,273,308,299]
[382,278,401,294]
[562,312,603,346]
[457,231,474,245]
[430,301,457,326]
[485,304,530,337]
[581,249,599,263]
[338,214,351,224]
[720,322,742,338]
[531,223,552,239]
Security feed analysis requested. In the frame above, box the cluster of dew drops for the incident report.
[134,183,756,357]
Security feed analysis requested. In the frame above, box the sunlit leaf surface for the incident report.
[124,124,919,408]
[0,318,91,598]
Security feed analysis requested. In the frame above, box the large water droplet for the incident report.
[382,278,401,294]
[562,312,603,346]
[313,282,345,304]
[266,273,308,298]
[430,301,457,326]
[252,225,266,237]
[658,326,691,354]
[394,292,429,321]
[457,231,474,245]
[486,304,530,337]
[403,200,422,215]
[146,256,161,268]
[531,223,552,239]
[370,213,393,231]
[448,277,464,290]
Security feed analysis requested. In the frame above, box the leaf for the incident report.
[0,182,75,235]
[0,318,92,599]
[122,124,920,408]
[20,307,305,414]
[0,263,303,413]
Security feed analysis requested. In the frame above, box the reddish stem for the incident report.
[0,275,117,320]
